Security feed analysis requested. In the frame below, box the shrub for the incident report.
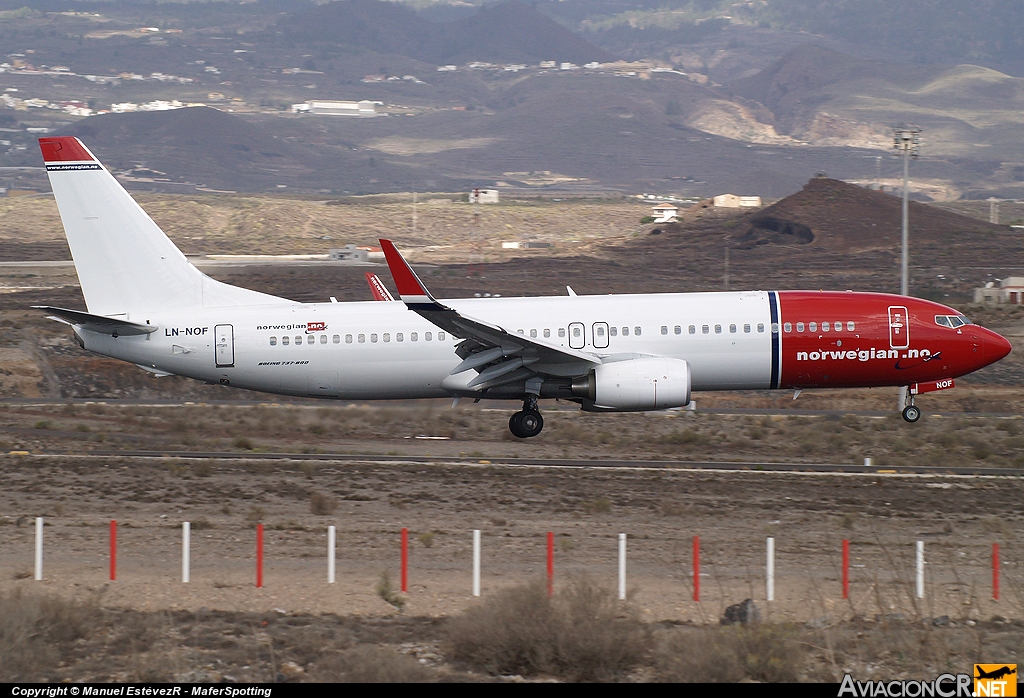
[0,590,98,681]
[310,492,337,516]
[313,645,435,682]
[376,571,405,610]
[446,578,648,681]
[233,436,253,450]
[418,531,434,548]
[654,624,804,682]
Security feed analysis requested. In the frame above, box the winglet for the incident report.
[364,272,395,301]
[379,239,439,307]
[39,137,96,164]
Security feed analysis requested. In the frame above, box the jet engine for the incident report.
[572,357,691,410]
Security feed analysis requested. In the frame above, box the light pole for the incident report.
[893,126,921,296]
[893,126,921,415]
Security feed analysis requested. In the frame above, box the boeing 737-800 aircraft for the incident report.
[36,137,1011,437]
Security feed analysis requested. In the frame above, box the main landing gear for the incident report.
[509,395,544,438]
[902,389,921,423]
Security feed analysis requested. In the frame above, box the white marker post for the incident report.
[328,525,336,584]
[472,529,481,597]
[182,521,191,583]
[34,517,43,581]
[766,537,775,602]
[916,540,924,599]
[618,533,627,600]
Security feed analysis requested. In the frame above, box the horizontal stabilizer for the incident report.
[33,306,158,336]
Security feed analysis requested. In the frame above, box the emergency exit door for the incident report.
[215,324,234,367]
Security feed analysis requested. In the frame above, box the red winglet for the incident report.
[364,272,395,301]
[39,137,94,162]
[379,239,432,302]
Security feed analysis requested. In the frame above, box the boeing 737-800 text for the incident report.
[36,137,1011,437]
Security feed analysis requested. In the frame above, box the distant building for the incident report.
[974,277,1024,305]
[651,203,678,223]
[329,245,369,263]
[437,65,457,72]
[539,61,556,69]
[469,188,499,204]
[293,100,376,117]
[713,194,762,208]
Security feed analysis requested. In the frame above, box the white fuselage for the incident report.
[83,291,776,399]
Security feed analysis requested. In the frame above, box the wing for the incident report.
[364,272,395,301]
[379,239,598,391]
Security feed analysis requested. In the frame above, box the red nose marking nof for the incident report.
[38,137,94,163]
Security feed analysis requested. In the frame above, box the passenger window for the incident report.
[295,335,302,345]
[383,333,390,343]
[847,321,855,332]
[635,326,641,336]
[425,332,432,341]
[596,325,606,338]
[661,326,668,335]
[743,324,751,333]
[269,336,277,346]
[558,328,565,338]
[822,322,830,332]
[674,325,681,335]
[729,324,737,333]
[809,322,817,332]
[835,321,842,332]
[610,326,617,337]
[623,327,630,336]
[320,335,327,344]
[572,326,582,338]
[714,324,722,334]
[796,322,804,332]
[757,323,765,333]
[358,334,365,343]
[397,332,403,342]
[307,335,315,345]
[282,336,290,345]
[689,325,696,335]
[411,332,418,341]
[439,332,446,340]
[784,323,792,333]
[702,325,709,334]
[333,334,340,344]
[345,334,353,344]
[530,329,537,338]
[771,323,779,334]
[517,329,524,335]
[370,333,378,343]
[543,329,550,338]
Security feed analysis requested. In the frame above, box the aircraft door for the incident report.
[215,324,235,367]
[568,322,585,349]
[593,322,609,349]
[888,306,909,349]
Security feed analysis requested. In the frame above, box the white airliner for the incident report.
[36,137,1010,437]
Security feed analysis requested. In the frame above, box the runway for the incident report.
[15,448,1024,477]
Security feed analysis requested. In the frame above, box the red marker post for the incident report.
[993,543,1000,601]
[842,539,850,599]
[256,524,264,588]
[692,535,700,602]
[546,531,554,597]
[109,520,117,581]
[401,528,408,593]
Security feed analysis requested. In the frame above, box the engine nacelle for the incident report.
[573,358,691,410]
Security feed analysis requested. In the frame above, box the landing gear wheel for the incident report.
[509,409,544,438]
[902,405,921,423]
[517,409,543,437]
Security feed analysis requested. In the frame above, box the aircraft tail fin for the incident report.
[39,137,280,318]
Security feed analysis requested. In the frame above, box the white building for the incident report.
[651,203,678,223]
[974,277,1024,304]
[329,245,369,263]
[713,194,762,208]
[469,188,499,204]
[292,100,376,117]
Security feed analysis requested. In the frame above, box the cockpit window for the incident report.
[935,315,971,328]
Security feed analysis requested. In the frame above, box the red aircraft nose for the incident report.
[983,328,1012,365]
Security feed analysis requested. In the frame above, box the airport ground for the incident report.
[0,197,1022,682]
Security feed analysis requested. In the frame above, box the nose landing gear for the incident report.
[902,389,921,423]
[509,395,544,438]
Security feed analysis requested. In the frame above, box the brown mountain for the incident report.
[272,0,616,65]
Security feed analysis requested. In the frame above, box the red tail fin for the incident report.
[364,272,395,301]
